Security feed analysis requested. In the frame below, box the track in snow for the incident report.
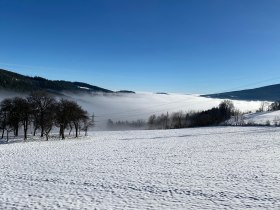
[0,127,280,209]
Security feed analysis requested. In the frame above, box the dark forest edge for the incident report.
[202,84,280,101]
[0,91,94,142]
[0,68,133,94]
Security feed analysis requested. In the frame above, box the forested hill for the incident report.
[203,84,280,101]
[0,69,113,94]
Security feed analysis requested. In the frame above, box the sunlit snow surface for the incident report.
[243,111,280,125]
[1,127,280,209]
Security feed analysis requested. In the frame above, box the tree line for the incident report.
[148,100,235,129]
[106,100,236,130]
[107,119,146,130]
[0,91,93,142]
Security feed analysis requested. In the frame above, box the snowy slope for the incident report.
[1,127,280,209]
[243,110,280,125]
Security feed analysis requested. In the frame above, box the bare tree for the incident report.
[0,99,12,140]
[13,97,32,140]
[219,100,235,121]
[232,110,245,126]
[43,102,57,141]
[148,114,156,129]
[0,99,15,142]
[56,99,68,140]
[28,91,56,137]
[171,111,184,129]
[81,115,94,136]
[71,103,88,138]
[55,99,91,139]
[258,102,269,112]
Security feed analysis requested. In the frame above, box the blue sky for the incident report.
[1,0,280,93]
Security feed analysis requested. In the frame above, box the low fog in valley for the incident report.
[0,90,265,131]
[64,92,263,130]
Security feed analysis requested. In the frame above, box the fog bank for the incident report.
[64,92,263,130]
[0,91,265,130]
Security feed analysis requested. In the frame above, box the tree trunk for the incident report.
[15,125,19,137]
[59,126,62,137]
[60,125,65,139]
[1,129,4,139]
[40,112,44,137]
[85,128,88,136]
[40,127,44,137]
[45,127,52,141]
[24,129,27,140]
[6,130,9,142]
[69,124,72,135]
[24,124,28,140]
[74,123,78,138]
[33,126,37,136]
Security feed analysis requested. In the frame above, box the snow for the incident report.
[1,127,280,209]
[77,86,90,90]
[243,111,280,125]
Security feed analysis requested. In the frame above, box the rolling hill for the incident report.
[203,84,280,101]
[0,69,113,94]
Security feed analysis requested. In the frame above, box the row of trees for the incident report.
[0,91,93,142]
[104,101,236,131]
[107,119,146,130]
[148,100,235,129]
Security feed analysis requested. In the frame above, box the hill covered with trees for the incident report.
[203,84,280,101]
[0,69,113,94]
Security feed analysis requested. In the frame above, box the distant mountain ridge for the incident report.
[203,84,280,101]
[0,69,113,94]
[116,90,136,94]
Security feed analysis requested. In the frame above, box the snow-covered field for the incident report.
[1,127,280,209]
